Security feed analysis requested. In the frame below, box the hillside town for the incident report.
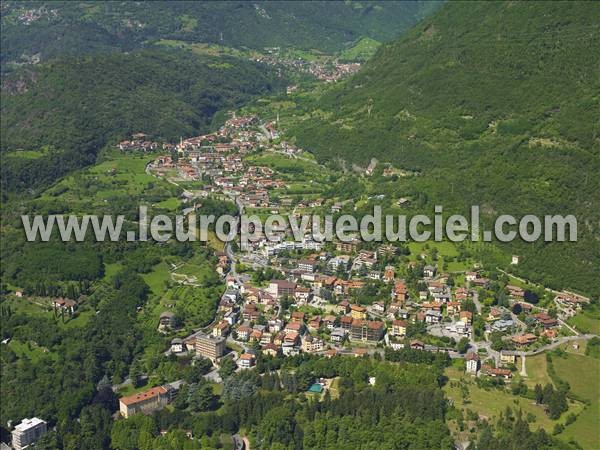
[2,2,599,449]
[107,113,595,420]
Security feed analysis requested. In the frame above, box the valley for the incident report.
[1,2,598,450]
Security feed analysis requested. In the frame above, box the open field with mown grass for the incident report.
[37,150,180,216]
[522,354,553,388]
[2,296,93,329]
[140,257,222,331]
[568,312,600,335]
[552,352,600,449]
[407,241,474,273]
[443,367,584,434]
[8,339,57,363]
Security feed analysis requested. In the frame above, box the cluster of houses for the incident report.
[306,61,361,82]
[254,48,361,82]
[193,240,487,359]
[117,132,162,152]
[128,111,594,409]
[170,238,585,376]
[146,115,307,210]
[465,351,513,379]
[150,116,264,182]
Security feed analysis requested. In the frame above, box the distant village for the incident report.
[254,47,362,82]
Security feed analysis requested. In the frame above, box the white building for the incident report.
[465,352,480,375]
[328,255,350,271]
[12,417,47,450]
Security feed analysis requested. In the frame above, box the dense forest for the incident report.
[290,1,600,297]
[0,50,282,194]
[1,1,441,69]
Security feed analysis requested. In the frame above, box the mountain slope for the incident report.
[0,50,281,193]
[294,1,599,164]
[1,1,441,69]
[291,1,600,296]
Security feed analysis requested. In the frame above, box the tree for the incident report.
[173,384,189,410]
[186,357,213,383]
[542,383,554,404]
[406,321,427,338]
[534,384,543,404]
[75,405,113,450]
[188,381,217,412]
[218,357,237,379]
[280,295,293,312]
[256,406,295,447]
[462,299,477,314]
[547,389,567,420]
[456,337,470,354]
[129,360,143,388]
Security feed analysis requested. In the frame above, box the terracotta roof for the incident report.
[486,367,512,377]
[285,322,303,331]
[271,279,296,289]
[120,386,167,406]
[465,352,479,361]
[511,333,537,344]
[351,319,384,330]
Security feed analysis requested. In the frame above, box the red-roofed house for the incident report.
[119,386,169,418]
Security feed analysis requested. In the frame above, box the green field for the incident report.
[8,339,57,363]
[140,257,221,330]
[407,241,474,272]
[103,262,123,282]
[153,39,256,59]
[244,151,333,185]
[339,37,381,61]
[142,262,173,296]
[172,254,216,282]
[552,353,600,449]
[568,312,600,335]
[2,296,93,329]
[155,197,181,210]
[4,149,47,160]
[37,150,179,215]
[444,367,584,434]
[523,354,553,388]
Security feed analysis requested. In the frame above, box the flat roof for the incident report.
[14,417,46,431]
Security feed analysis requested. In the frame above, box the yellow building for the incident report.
[391,320,407,337]
[350,304,367,320]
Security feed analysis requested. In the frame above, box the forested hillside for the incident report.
[291,1,600,296]
[1,1,440,69]
[0,50,282,194]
